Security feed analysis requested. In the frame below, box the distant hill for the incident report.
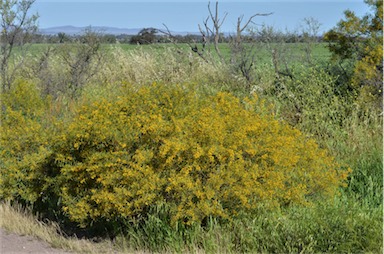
[39,26,142,35]
[39,26,199,36]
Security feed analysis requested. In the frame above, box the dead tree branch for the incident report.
[0,0,38,91]
[158,24,209,63]
[235,12,273,47]
[206,1,228,59]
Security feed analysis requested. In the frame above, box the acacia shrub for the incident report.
[324,0,383,110]
[41,83,349,226]
[0,81,56,204]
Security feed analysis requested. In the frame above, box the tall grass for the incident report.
[333,113,383,208]
[109,199,382,253]
[2,197,380,253]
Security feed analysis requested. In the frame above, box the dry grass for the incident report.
[0,201,204,253]
[0,201,124,253]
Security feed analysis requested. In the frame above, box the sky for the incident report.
[32,1,371,34]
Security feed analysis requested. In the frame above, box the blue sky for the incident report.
[32,1,371,34]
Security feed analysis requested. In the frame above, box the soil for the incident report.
[0,228,72,254]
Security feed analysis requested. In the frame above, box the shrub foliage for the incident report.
[0,81,52,203]
[1,82,349,227]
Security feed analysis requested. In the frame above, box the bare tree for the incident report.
[161,1,272,92]
[200,2,271,59]
[33,46,55,96]
[159,23,210,63]
[234,12,272,48]
[230,12,272,89]
[0,0,38,91]
[300,17,322,64]
[256,24,294,80]
[202,1,228,60]
[59,27,104,98]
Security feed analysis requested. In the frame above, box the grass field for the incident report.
[22,41,331,66]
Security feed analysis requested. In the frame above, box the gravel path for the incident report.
[0,228,72,254]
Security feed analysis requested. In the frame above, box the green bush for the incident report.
[269,65,352,138]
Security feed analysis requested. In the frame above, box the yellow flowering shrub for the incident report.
[47,83,349,226]
[0,81,55,203]
[0,82,350,226]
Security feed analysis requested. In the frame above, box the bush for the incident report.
[0,81,54,203]
[269,65,352,138]
[1,83,350,227]
[55,84,349,225]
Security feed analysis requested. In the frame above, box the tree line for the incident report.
[30,28,324,45]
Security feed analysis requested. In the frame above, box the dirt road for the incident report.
[0,228,71,254]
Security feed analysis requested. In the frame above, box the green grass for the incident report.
[336,123,383,208]
[2,197,381,253]
[112,200,382,253]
